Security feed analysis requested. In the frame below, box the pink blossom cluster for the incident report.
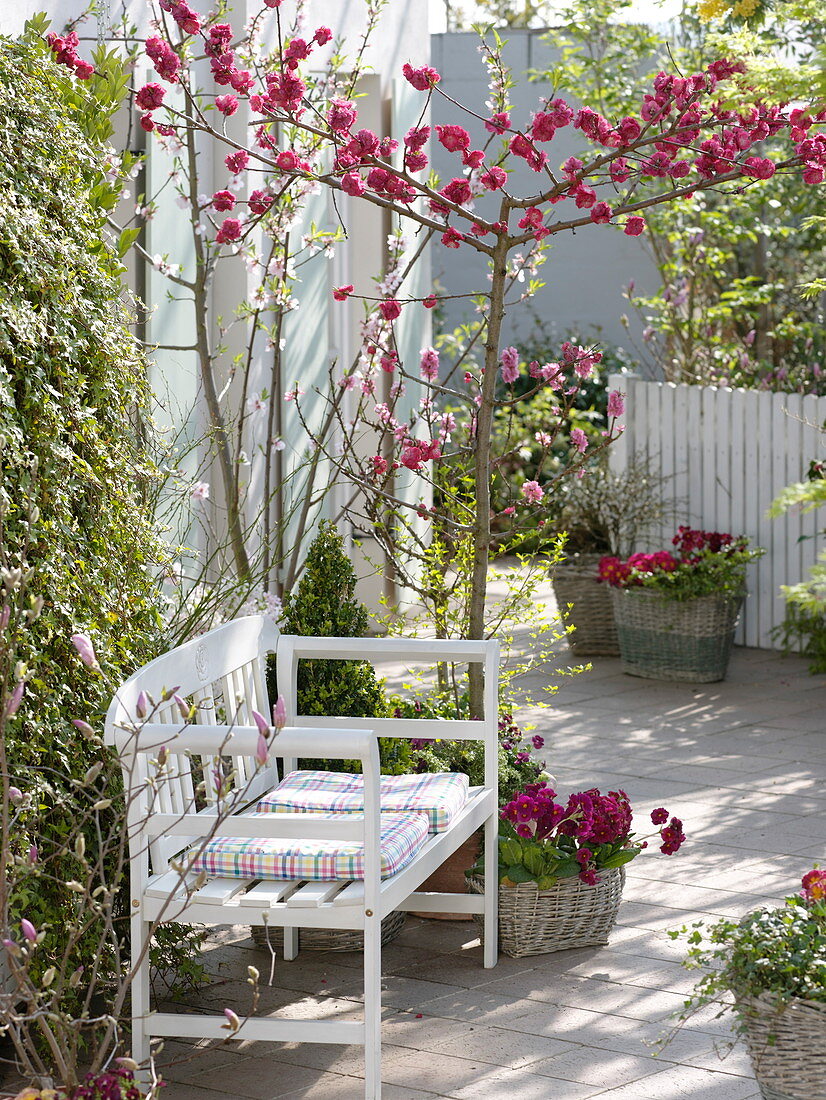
[159,0,202,36]
[46,31,94,79]
[146,34,181,84]
[400,438,441,471]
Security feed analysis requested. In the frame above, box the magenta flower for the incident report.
[650,807,669,825]
[225,150,249,175]
[212,189,236,212]
[216,217,243,244]
[379,299,402,321]
[327,99,358,133]
[21,919,37,944]
[402,63,441,91]
[135,82,166,111]
[215,94,239,116]
[624,216,646,237]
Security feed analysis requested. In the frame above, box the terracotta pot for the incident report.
[413,831,482,921]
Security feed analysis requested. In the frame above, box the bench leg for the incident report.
[131,913,151,1069]
[483,814,498,969]
[283,927,299,961]
[363,912,381,1099]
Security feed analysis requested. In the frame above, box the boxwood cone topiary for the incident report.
[273,522,403,771]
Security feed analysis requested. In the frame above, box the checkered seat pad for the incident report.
[191,811,429,881]
[256,770,469,834]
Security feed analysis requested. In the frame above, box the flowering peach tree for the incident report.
[48,0,824,713]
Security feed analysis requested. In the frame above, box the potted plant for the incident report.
[675,868,826,1100]
[468,782,685,957]
[550,455,673,657]
[600,526,764,682]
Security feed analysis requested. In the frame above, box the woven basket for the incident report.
[468,867,625,958]
[611,588,744,682]
[250,909,406,953]
[551,554,619,657]
[739,993,826,1100]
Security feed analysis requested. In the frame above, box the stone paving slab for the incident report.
[153,593,822,1098]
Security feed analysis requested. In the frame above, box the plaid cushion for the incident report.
[191,811,428,881]
[256,770,468,834]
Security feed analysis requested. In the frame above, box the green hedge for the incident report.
[0,30,196,998]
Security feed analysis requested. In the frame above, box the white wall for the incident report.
[431,29,659,361]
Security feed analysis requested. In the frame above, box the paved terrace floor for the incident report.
[158,607,826,1100]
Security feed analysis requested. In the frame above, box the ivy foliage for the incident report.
[0,27,200,995]
[676,893,826,1020]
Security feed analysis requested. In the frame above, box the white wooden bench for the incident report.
[104,615,500,1099]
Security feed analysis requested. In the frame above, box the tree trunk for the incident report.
[183,112,251,583]
[467,230,509,718]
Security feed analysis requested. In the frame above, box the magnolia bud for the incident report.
[272,695,287,730]
[70,632,99,669]
[222,1008,240,1032]
[21,919,37,943]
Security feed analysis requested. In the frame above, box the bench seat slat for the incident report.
[236,879,301,907]
[286,880,346,907]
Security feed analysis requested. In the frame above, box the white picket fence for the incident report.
[608,374,826,649]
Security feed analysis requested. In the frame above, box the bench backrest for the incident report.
[105,619,500,876]
[104,615,279,871]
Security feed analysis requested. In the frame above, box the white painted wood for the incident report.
[149,1012,365,1044]
[398,892,485,913]
[286,880,346,907]
[107,618,501,1098]
[236,880,301,908]
[189,877,251,904]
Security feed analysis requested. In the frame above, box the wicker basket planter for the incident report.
[468,867,625,958]
[250,909,406,953]
[611,588,744,682]
[739,992,826,1100]
[551,554,619,657]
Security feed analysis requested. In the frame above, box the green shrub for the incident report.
[0,28,202,1011]
[274,521,403,771]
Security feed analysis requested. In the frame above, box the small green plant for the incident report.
[768,469,826,673]
[553,453,675,558]
[674,869,826,1025]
